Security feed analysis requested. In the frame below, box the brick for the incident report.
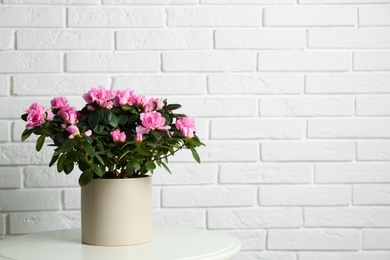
[152,187,159,208]
[162,186,257,207]
[64,189,80,209]
[357,141,390,161]
[17,30,112,50]
[258,51,350,71]
[262,142,354,162]
[359,5,390,26]
[0,190,60,211]
[0,122,9,142]
[227,231,266,250]
[316,163,390,184]
[13,122,38,142]
[24,166,79,187]
[0,7,63,27]
[153,209,205,228]
[354,52,390,71]
[166,7,261,27]
[4,0,99,3]
[152,164,217,185]
[68,7,164,28]
[0,53,61,73]
[66,53,159,72]
[103,0,196,3]
[233,252,296,260]
[163,52,256,72]
[10,212,80,234]
[356,96,390,115]
[305,207,390,227]
[0,214,5,235]
[117,30,212,50]
[0,30,13,50]
[308,119,390,138]
[12,75,110,96]
[113,75,206,95]
[363,230,390,249]
[0,143,52,165]
[309,28,390,49]
[268,229,360,250]
[0,76,8,97]
[264,6,355,27]
[208,74,303,94]
[260,96,353,117]
[260,185,350,206]
[299,252,390,260]
[219,163,312,184]
[202,0,295,3]
[0,167,21,188]
[215,29,305,49]
[353,184,390,205]
[208,208,302,229]
[211,119,304,139]
[306,74,390,94]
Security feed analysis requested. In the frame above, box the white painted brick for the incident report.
[353,184,390,205]
[202,0,295,3]
[354,52,390,71]
[0,214,5,235]
[17,30,112,50]
[233,252,296,260]
[117,30,212,50]
[166,7,261,27]
[305,207,390,227]
[0,53,61,73]
[208,208,302,229]
[299,252,390,260]
[215,29,305,49]
[260,97,353,117]
[10,212,80,234]
[0,76,8,97]
[316,163,390,184]
[226,230,266,251]
[0,143,53,165]
[306,74,390,94]
[264,6,355,27]
[0,7,63,27]
[0,190,60,211]
[211,119,304,139]
[359,5,390,26]
[258,51,350,71]
[64,189,80,210]
[66,53,159,72]
[113,75,206,95]
[260,185,350,206]
[208,74,303,94]
[103,0,196,3]
[268,229,360,250]
[363,230,390,249]
[24,166,79,187]
[68,8,164,28]
[308,119,390,138]
[0,167,21,188]
[356,96,390,116]
[4,0,99,3]
[13,121,38,142]
[153,209,205,228]
[152,164,217,185]
[220,163,312,184]
[0,30,13,50]
[162,186,257,207]
[162,52,256,72]
[262,142,354,162]
[0,121,9,142]
[357,141,390,161]
[309,28,390,49]
[12,75,110,96]
[153,187,159,208]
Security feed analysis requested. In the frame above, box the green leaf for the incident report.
[186,136,201,147]
[121,105,138,114]
[160,161,172,174]
[101,109,112,125]
[136,145,150,156]
[64,150,80,164]
[126,156,140,174]
[62,139,77,151]
[189,146,201,164]
[36,135,46,152]
[21,129,33,142]
[63,162,74,174]
[49,153,60,167]
[90,162,103,177]
[93,124,104,134]
[88,110,101,129]
[118,114,129,125]
[165,104,182,111]
[109,113,119,128]
[21,113,28,121]
[145,161,156,172]
[95,154,105,166]
[57,153,66,172]
[83,142,95,157]
[79,169,93,186]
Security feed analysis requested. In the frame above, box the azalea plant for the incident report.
[21,86,204,186]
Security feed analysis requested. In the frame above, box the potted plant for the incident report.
[21,86,204,246]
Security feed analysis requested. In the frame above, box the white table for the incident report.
[0,227,241,260]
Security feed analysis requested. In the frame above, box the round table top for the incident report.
[0,227,241,260]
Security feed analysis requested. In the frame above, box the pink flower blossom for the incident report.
[84,130,92,137]
[114,89,133,106]
[144,97,164,112]
[66,125,80,139]
[58,106,79,125]
[110,129,126,143]
[25,103,45,114]
[135,133,143,142]
[136,111,170,135]
[25,103,46,130]
[46,110,54,121]
[50,97,68,110]
[82,86,115,109]
[176,117,196,138]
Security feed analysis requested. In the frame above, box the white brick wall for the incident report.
[0,1,389,259]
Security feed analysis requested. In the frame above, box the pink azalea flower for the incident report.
[136,111,170,135]
[67,125,80,139]
[114,89,132,106]
[176,117,196,138]
[58,106,79,125]
[46,110,54,121]
[135,133,143,142]
[144,97,164,112]
[50,97,68,110]
[110,129,126,143]
[25,103,45,114]
[25,103,46,130]
[84,130,92,137]
[82,86,115,109]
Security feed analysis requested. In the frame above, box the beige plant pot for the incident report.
[81,176,152,246]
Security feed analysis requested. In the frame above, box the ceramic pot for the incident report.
[81,176,152,246]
